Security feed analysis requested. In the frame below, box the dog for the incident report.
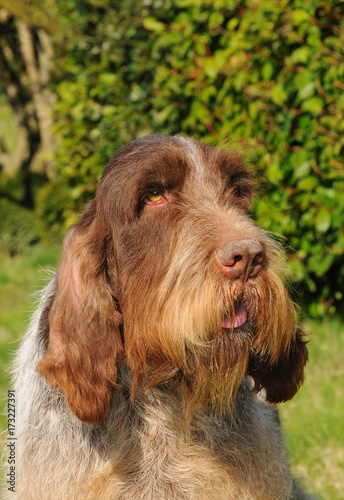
[8,135,312,499]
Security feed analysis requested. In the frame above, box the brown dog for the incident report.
[10,135,311,499]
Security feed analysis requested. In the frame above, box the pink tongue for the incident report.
[222,303,248,329]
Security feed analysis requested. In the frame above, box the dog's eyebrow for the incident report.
[133,149,189,191]
[211,150,246,175]
[197,143,247,177]
[204,150,255,203]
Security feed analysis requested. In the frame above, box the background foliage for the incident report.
[47,0,344,316]
[1,0,344,316]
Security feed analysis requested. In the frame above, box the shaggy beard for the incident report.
[123,265,296,419]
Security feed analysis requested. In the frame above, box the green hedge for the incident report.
[0,198,40,256]
[47,0,344,315]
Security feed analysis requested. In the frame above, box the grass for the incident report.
[0,245,61,432]
[280,316,344,499]
[1,245,343,499]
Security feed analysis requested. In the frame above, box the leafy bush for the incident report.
[46,0,344,314]
[0,197,40,256]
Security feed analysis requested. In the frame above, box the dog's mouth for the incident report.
[221,303,248,329]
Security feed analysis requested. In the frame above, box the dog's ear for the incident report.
[248,329,309,403]
[37,201,123,425]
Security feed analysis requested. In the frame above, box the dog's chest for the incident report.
[87,390,293,500]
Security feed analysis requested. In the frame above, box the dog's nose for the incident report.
[215,239,264,279]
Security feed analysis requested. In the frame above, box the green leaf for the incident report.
[266,162,283,184]
[248,101,258,120]
[298,82,315,100]
[294,161,311,179]
[227,18,238,31]
[262,62,274,80]
[271,85,287,106]
[306,276,317,293]
[315,254,334,277]
[291,9,310,25]
[297,176,319,191]
[315,208,331,233]
[203,58,221,78]
[291,46,310,64]
[288,258,305,281]
[174,0,198,6]
[209,11,224,29]
[99,73,117,85]
[102,105,117,116]
[302,97,324,115]
[57,82,78,104]
[291,150,310,175]
[233,71,246,91]
[143,17,165,32]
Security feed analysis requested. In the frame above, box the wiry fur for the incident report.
[5,135,312,499]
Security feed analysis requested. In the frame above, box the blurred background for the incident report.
[0,1,343,497]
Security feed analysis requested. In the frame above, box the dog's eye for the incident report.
[144,191,166,205]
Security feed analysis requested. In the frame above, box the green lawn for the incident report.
[280,316,344,499]
[0,247,343,499]
[0,245,61,432]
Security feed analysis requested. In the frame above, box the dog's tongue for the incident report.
[222,303,248,329]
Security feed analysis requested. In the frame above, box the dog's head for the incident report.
[37,135,308,425]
